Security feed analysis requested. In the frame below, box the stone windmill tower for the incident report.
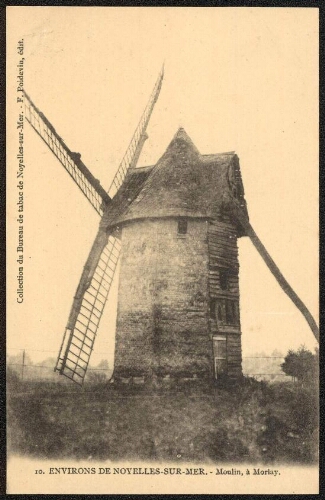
[106,128,248,381]
[23,68,319,385]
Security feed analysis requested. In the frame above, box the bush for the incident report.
[281,346,318,384]
[86,370,108,384]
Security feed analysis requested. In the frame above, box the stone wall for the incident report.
[114,217,213,377]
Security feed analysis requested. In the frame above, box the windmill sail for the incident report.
[233,202,319,343]
[55,228,121,384]
[108,65,164,196]
[24,91,110,215]
[55,67,164,384]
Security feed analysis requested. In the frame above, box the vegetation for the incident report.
[7,376,318,464]
[6,354,112,382]
[281,346,319,384]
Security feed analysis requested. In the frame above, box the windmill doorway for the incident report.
[213,335,227,379]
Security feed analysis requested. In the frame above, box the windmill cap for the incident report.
[174,127,188,139]
[101,125,248,238]
[167,127,200,155]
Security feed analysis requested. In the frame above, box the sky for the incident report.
[7,7,318,366]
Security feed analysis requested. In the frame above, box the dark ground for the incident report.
[7,376,318,464]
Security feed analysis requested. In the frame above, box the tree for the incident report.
[281,345,318,383]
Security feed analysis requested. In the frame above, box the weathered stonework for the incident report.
[114,218,213,378]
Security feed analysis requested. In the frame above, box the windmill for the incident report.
[23,67,318,386]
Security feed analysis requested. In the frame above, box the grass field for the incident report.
[7,376,318,464]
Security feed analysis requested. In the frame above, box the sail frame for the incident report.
[55,231,121,385]
[24,91,110,215]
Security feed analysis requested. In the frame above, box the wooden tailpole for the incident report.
[233,204,319,343]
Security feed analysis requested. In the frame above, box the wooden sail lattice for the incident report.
[108,65,164,196]
[24,91,110,215]
[55,235,121,384]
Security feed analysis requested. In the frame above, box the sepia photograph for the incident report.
[6,6,319,494]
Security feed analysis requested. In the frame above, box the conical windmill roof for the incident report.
[102,128,248,235]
